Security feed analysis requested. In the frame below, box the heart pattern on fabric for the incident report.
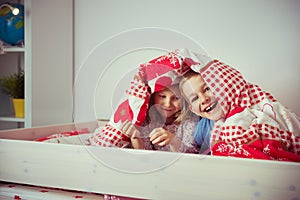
[114,99,133,123]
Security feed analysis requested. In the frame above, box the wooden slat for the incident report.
[0,138,299,199]
[0,121,100,140]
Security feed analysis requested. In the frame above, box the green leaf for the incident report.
[0,71,24,98]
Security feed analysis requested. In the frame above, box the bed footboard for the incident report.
[0,122,299,199]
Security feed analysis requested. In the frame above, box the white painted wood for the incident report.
[2,46,25,52]
[0,116,24,122]
[0,122,299,199]
[0,140,299,199]
[0,121,99,140]
[30,0,73,127]
[24,0,32,128]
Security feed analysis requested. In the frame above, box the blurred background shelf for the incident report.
[0,0,73,131]
[0,115,25,122]
[1,45,25,53]
[0,0,27,130]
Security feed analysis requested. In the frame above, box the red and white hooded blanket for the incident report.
[89,48,197,148]
[187,50,300,161]
[90,48,300,162]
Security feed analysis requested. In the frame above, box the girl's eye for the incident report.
[204,87,210,92]
[159,94,166,98]
[172,97,180,102]
[191,96,198,103]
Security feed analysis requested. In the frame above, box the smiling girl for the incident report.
[121,83,199,153]
[89,49,202,154]
[180,70,225,122]
[179,55,300,162]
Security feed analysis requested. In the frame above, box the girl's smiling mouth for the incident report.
[204,102,218,113]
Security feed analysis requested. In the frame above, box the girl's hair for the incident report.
[179,97,197,122]
[179,69,201,102]
[178,70,203,121]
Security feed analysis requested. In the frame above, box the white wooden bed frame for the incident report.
[0,121,299,199]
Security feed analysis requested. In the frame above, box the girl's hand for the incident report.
[120,120,141,139]
[149,128,175,146]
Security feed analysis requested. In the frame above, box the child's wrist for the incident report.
[130,131,141,139]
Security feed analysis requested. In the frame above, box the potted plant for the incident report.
[0,71,24,118]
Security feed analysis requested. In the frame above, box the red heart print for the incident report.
[114,100,133,123]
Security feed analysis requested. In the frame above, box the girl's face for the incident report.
[181,75,225,121]
[152,85,181,120]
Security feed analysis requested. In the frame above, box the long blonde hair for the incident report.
[179,69,200,102]
[178,70,202,121]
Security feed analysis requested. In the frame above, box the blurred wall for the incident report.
[74,0,300,122]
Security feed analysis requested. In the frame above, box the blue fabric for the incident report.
[193,118,214,154]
